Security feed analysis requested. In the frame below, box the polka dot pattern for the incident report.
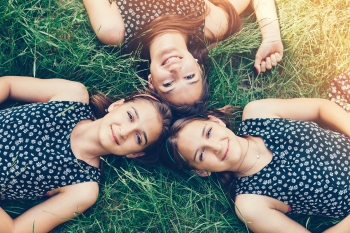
[0,101,100,200]
[329,68,350,114]
[115,0,206,45]
[235,118,350,218]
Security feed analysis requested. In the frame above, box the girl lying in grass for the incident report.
[164,95,350,232]
[83,0,283,115]
[0,76,171,232]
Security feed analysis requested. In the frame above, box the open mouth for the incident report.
[162,56,182,66]
[222,140,229,161]
[111,126,119,145]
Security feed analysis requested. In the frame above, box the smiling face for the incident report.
[99,99,163,156]
[149,47,203,105]
[176,119,244,173]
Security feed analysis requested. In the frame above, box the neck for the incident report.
[70,119,109,164]
[234,136,261,175]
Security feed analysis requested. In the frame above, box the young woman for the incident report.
[83,0,283,111]
[164,97,350,233]
[0,76,172,233]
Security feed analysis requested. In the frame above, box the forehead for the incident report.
[177,120,206,158]
[126,99,163,141]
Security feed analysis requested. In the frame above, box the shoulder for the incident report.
[50,80,89,104]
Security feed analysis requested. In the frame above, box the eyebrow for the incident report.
[132,107,148,145]
[193,124,207,161]
[163,79,199,94]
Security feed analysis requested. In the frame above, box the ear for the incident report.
[125,152,145,159]
[148,74,154,90]
[107,99,125,112]
[193,169,211,177]
[207,115,226,127]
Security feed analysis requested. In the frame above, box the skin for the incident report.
[175,98,350,233]
[0,76,163,233]
[83,0,283,104]
[148,32,203,105]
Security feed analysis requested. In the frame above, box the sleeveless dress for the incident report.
[115,0,206,46]
[235,118,350,219]
[0,101,101,200]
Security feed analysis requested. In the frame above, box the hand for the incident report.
[254,39,284,74]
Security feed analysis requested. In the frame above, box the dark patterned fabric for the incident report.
[0,101,100,200]
[235,118,350,218]
[329,68,350,114]
[115,0,206,45]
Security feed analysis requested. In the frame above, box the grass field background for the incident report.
[1,0,350,232]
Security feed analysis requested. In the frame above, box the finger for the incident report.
[260,60,266,73]
[265,57,272,70]
[270,54,277,67]
[254,57,262,74]
[275,52,283,62]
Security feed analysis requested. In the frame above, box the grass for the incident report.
[0,0,350,232]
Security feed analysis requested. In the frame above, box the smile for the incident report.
[222,140,229,161]
[162,56,182,66]
[111,126,119,145]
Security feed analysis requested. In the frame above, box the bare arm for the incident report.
[227,0,283,74]
[235,194,310,233]
[0,76,89,104]
[243,98,350,137]
[83,0,125,45]
[0,182,99,233]
[251,0,283,74]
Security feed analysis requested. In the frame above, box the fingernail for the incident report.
[44,192,50,197]
[287,206,292,213]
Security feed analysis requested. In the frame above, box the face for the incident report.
[149,47,203,105]
[177,119,244,173]
[99,99,162,156]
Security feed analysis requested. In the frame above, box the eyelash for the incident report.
[185,74,195,80]
[163,81,173,87]
[207,127,212,138]
[199,127,212,161]
[127,112,133,121]
[128,111,142,145]
[136,134,141,145]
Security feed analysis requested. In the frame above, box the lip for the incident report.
[111,126,119,145]
[222,140,229,161]
[161,56,182,66]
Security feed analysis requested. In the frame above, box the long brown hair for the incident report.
[160,106,239,197]
[128,0,241,65]
[89,91,172,163]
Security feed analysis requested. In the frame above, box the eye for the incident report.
[206,127,212,138]
[127,111,133,121]
[184,74,195,80]
[199,149,204,161]
[136,133,142,145]
[163,81,173,87]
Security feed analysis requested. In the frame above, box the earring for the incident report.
[194,59,198,62]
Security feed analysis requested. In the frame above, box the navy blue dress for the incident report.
[0,101,101,200]
[116,0,206,45]
[235,118,350,218]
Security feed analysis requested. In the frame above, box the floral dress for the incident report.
[235,118,350,218]
[0,101,100,200]
[115,0,206,45]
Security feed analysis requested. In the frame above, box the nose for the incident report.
[119,124,137,140]
[168,62,182,74]
[205,140,221,155]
